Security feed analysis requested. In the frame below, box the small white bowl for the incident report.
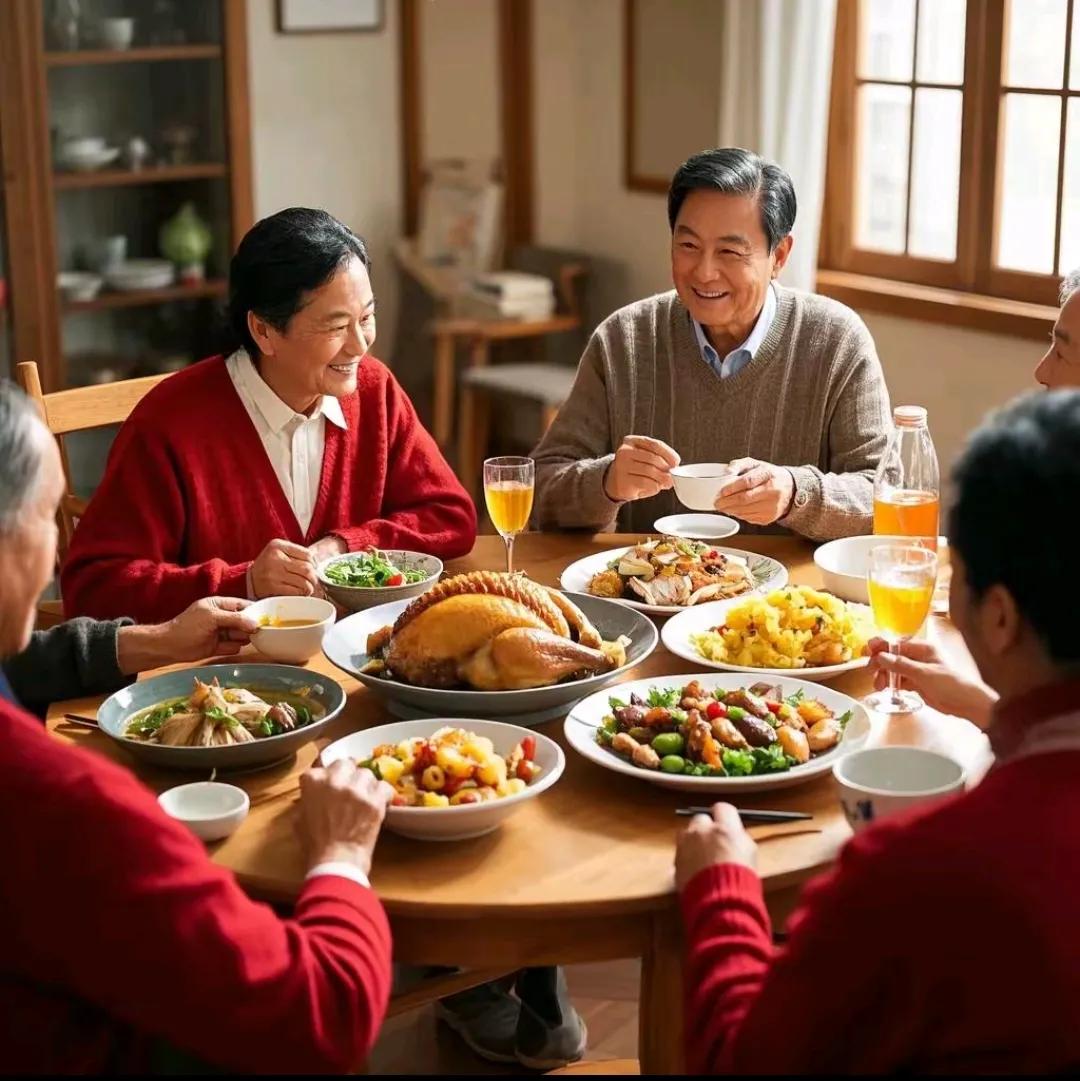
[61,136,106,156]
[248,596,336,663]
[316,550,442,613]
[158,781,249,841]
[653,513,740,541]
[814,534,947,604]
[57,271,104,302]
[834,746,965,833]
[100,17,135,49]
[320,719,565,841]
[670,463,736,511]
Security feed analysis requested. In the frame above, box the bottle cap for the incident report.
[894,405,928,427]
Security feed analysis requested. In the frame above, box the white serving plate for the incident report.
[565,672,870,793]
[653,513,740,541]
[559,545,787,617]
[321,718,564,841]
[661,594,876,681]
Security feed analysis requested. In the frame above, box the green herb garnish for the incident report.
[645,686,681,709]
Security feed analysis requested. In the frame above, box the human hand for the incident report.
[299,758,395,877]
[309,534,347,566]
[250,538,319,598]
[713,457,795,525]
[868,638,997,728]
[674,802,758,892]
[603,435,681,503]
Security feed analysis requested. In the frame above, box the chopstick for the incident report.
[676,807,812,823]
[63,713,99,728]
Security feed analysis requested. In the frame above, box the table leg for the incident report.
[433,332,455,448]
[638,911,684,1074]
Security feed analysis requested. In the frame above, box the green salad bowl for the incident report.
[316,549,443,613]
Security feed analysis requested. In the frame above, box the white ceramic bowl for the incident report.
[62,136,106,156]
[100,17,135,49]
[248,596,336,663]
[158,781,250,841]
[833,746,965,833]
[815,535,947,604]
[316,550,442,613]
[670,463,735,511]
[59,146,120,172]
[57,271,103,302]
[105,259,175,292]
[320,718,565,841]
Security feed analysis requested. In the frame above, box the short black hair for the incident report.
[949,389,1080,665]
[667,147,797,252]
[228,207,370,358]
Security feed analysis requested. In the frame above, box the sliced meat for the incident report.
[724,688,772,720]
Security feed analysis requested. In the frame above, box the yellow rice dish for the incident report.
[690,585,874,670]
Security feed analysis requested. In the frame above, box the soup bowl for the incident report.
[248,595,336,663]
[97,663,347,771]
[159,782,249,842]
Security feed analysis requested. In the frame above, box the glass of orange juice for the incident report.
[865,543,938,715]
[483,456,535,573]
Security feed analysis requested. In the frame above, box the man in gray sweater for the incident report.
[532,148,892,541]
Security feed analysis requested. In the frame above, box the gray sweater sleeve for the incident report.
[531,332,626,531]
[3,617,135,717]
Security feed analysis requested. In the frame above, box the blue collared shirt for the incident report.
[692,284,777,379]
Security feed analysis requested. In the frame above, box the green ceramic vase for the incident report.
[159,202,212,269]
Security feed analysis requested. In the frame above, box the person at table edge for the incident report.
[531,147,892,541]
[676,389,1080,1073]
[0,381,397,1073]
[60,207,477,623]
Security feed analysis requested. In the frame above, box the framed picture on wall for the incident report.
[276,0,383,34]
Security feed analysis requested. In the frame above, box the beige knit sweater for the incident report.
[531,286,892,541]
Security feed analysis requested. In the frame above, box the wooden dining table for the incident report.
[47,533,991,1075]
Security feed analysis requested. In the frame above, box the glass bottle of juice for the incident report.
[873,405,940,551]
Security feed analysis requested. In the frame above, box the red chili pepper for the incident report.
[521,736,537,761]
[765,700,783,715]
[385,573,404,587]
[516,760,536,781]
[705,700,727,720]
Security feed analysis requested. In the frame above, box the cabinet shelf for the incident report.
[62,279,227,313]
[53,163,228,190]
[44,44,222,67]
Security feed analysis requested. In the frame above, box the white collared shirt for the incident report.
[225,349,347,533]
[692,283,778,379]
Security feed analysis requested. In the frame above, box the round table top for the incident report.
[47,533,991,921]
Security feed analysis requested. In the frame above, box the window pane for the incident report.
[915,0,966,84]
[996,93,1062,273]
[908,89,962,259]
[859,0,915,80]
[855,84,912,253]
[1004,0,1066,88]
[1060,98,1080,274]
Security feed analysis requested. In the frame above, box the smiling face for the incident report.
[247,255,376,412]
[1035,289,1080,389]
[670,189,792,346]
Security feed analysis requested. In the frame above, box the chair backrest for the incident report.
[14,361,172,562]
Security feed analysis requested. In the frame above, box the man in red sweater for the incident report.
[61,208,477,623]
[1,382,397,1072]
[676,389,1080,1074]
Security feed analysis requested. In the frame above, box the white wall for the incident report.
[531,0,1039,481]
[246,0,403,345]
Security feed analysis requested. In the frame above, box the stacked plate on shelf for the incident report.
[57,137,120,172]
[104,259,175,292]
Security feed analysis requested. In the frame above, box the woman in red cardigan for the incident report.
[0,381,395,1073]
[676,390,1080,1074]
[61,208,477,622]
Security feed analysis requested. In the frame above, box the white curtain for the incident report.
[717,0,837,292]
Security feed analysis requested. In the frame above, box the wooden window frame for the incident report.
[819,0,1070,338]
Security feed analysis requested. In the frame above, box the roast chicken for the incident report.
[364,571,630,691]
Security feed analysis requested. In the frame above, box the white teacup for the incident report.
[670,463,735,511]
[833,746,965,832]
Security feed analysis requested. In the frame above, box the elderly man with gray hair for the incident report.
[532,146,892,541]
[0,381,397,1073]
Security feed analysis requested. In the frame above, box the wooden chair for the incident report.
[15,361,171,624]
[428,250,589,450]
[547,1059,640,1075]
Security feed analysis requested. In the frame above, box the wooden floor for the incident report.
[368,961,640,1074]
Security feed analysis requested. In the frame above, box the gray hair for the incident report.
[0,381,47,534]
[1062,268,1080,305]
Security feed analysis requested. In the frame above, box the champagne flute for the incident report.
[483,456,535,574]
[865,543,938,714]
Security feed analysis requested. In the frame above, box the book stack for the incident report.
[458,271,557,321]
